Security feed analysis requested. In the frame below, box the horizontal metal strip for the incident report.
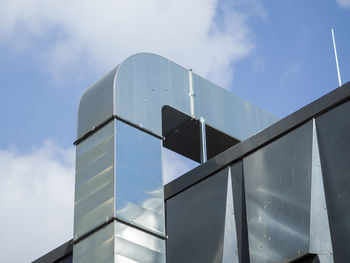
[74,115,164,145]
[73,216,167,245]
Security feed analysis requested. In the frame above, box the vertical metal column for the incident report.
[73,120,166,263]
[199,117,207,163]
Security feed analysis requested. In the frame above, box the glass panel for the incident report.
[115,120,165,235]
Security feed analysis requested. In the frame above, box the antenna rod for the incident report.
[331,28,342,87]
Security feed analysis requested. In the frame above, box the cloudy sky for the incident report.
[0,0,349,262]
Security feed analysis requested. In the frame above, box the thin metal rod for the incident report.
[331,28,342,87]
[199,116,207,163]
[189,69,195,118]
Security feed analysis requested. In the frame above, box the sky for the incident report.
[0,0,349,262]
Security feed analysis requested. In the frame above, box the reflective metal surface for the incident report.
[115,120,165,235]
[77,68,117,138]
[115,222,165,263]
[230,161,250,263]
[73,223,114,263]
[74,119,165,263]
[193,73,278,141]
[114,53,191,138]
[166,168,229,263]
[74,53,279,263]
[318,254,334,263]
[77,53,278,141]
[309,119,333,258]
[244,121,313,263]
[74,121,115,237]
[199,116,207,163]
[222,168,239,263]
[316,99,350,261]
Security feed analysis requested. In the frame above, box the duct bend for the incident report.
[77,53,278,146]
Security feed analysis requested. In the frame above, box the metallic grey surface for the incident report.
[222,168,239,263]
[74,121,115,237]
[115,221,165,263]
[309,119,333,258]
[166,168,229,263]
[199,116,207,163]
[114,53,191,137]
[192,73,278,141]
[244,121,313,263]
[115,120,165,235]
[317,255,334,263]
[230,161,250,263]
[77,53,278,142]
[74,119,166,263]
[316,100,350,262]
[77,68,117,138]
[74,52,277,262]
[73,222,114,263]
[32,240,72,263]
[188,69,195,117]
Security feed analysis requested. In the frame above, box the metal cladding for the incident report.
[76,53,278,142]
[34,57,350,263]
[165,82,350,263]
[72,53,278,263]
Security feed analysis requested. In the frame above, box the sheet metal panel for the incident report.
[115,222,165,263]
[316,100,350,262]
[32,240,73,263]
[193,73,278,141]
[77,53,278,142]
[243,121,313,263]
[74,121,115,237]
[309,119,333,258]
[166,168,229,263]
[77,68,117,138]
[115,120,165,235]
[57,257,73,263]
[114,53,191,137]
[222,167,239,263]
[73,223,114,263]
[230,161,250,263]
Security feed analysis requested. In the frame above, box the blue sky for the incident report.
[0,0,349,262]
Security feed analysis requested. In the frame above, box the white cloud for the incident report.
[0,0,257,87]
[0,141,74,263]
[337,0,350,8]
